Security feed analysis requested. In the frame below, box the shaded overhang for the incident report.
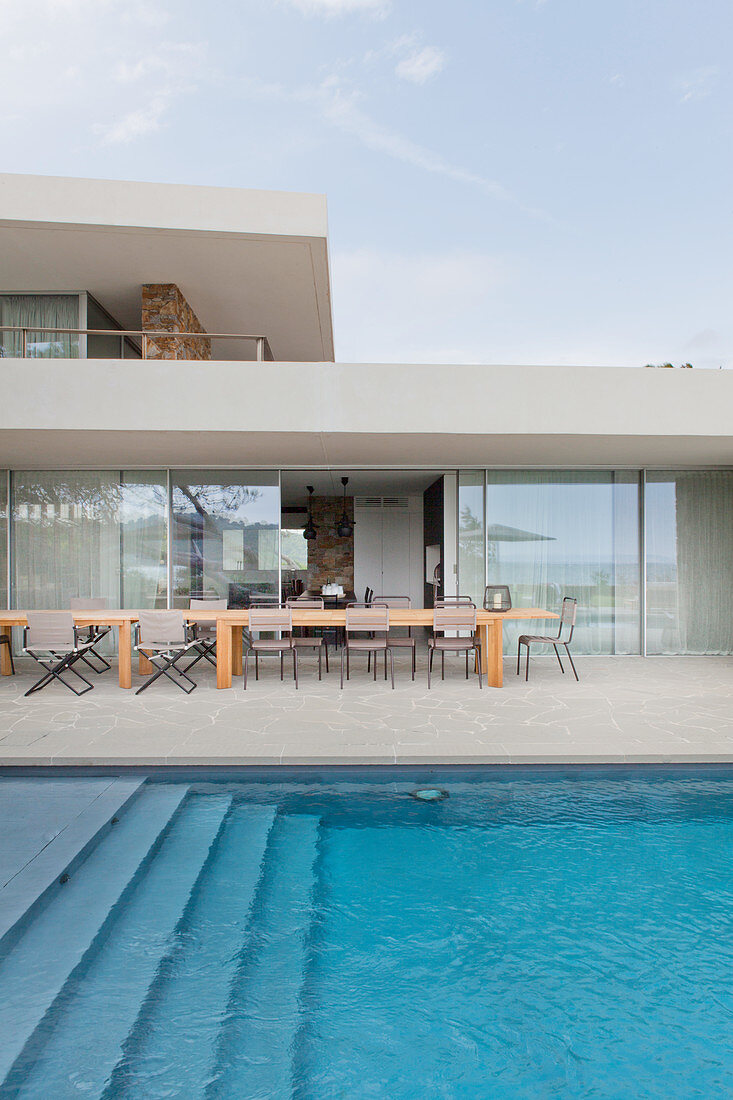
[1,362,732,470]
[0,173,334,363]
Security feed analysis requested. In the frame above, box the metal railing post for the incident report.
[256,337,264,362]
[21,329,27,358]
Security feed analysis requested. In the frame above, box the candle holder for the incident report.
[484,585,512,612]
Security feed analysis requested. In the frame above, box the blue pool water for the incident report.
[1,769,733,1098]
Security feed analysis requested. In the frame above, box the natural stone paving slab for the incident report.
[0,655,732,766]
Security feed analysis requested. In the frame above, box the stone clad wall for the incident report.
[306,496,354,592]
[141,283,211,360]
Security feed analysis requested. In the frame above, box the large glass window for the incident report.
[12,471,167,609]
[0,294,79,358]
[646,471,733,654]
[171,471,280,607]
[458,471,485,603]
[459,471,640,655]
[0,472,7,609]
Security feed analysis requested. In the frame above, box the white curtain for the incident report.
[0,295,79,358]
[119,473,168,609]
[647,472,733,655]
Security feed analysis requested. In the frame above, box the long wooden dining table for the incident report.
[0,607,558,691]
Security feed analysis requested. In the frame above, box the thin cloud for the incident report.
[281,0,389,17]
[95,98,168,144]
[395,45,445,85]
[678,66,718,103]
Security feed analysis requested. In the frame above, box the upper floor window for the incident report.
[0,293,80,358]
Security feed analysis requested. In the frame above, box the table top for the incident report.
[0,607,558,627]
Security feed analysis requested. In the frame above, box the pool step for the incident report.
[107,803,276,1099]
[7,792,232,1100]
[211,813,320,1100]
[0,783,189,1089]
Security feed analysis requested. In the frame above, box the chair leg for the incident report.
[293,647,298,690]
[367,651,371,673]
[340,645,345,689]
[412,644,415,681]
[525,643,531,682]
[517,643,522,676]
[553,644,565,673]
[441,651,445,680]
[255,653,259,681]
[373,650,377,681]
[389,647,394,689]
[427,646,432,689]
[384,649,387,681]
[565,644,579,681]
[280,651,284,681]
[465,650,469,679]
[244,651,249,690]
[318,645,322,681]
[324,642,329,673]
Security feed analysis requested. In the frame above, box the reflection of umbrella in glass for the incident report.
[486,524,555,543]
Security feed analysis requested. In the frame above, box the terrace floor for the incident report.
[0,651,732,766]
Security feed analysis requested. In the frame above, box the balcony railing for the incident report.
[0,327,273,362]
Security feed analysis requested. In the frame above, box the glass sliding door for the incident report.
[0,472,7,608]
[12,471,167,610]
[483,471,640,655]
[458,471,485,605]
[171,471,280,607]
[646,471,733,654]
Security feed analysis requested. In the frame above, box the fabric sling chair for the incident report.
[134,610,200,695]
[428,606,482,689]
[186,598,227,673]
[69,597,112,675]
[23,611,98,697]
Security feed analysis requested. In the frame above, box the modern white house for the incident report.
[1,171,732,657]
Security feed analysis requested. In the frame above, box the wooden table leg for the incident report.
[217,621,233,689]
[0,627,13,676]
[139,651,154,675]
[118,621,132,689]
[232,628,243,677]
[480,620,504,688]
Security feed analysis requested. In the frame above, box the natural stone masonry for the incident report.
[306,496,354,592]
[141,284,211,360]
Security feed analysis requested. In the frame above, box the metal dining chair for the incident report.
[428,606,482,689]
[286,596,328,678]
[517,596,579,682]
[244,607,298,689]
[373,596,416,680]
[341,605,394,689]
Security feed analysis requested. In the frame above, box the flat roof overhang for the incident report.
[0,174,334,363]
[1,361,732,469]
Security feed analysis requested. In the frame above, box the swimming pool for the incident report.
[1,768,733,1098]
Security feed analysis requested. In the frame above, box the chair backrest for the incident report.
[286,597,324,609]
[346,606,389,634]
[189,598,227,618]
[559,596,577,640]
[364,586,374,604]
[249,608,292,634]
[433,606,477,634]
[26,611,76,649]
[249,595,281,609]
[434,596,475,608]
[69,597,108,611]
[138,610,186,647]
[372,595,411,609]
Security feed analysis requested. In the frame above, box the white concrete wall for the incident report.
[1,360,732,468]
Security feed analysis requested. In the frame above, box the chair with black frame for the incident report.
[373,596,416,681]
[69,597,112,675]
[244,607,299,689]
[286,596,328,678]
[428,605,482,689]
[364,586,374,604]
[187,598,227,674]
[341,604,394,689]
[134,610,200,695]
[22,611,99,697]
[517,596,579,682]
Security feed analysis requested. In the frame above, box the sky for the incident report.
[1,0,731,367]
